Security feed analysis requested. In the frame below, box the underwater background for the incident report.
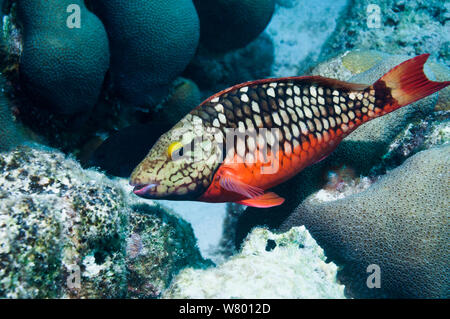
[0,0,448,298]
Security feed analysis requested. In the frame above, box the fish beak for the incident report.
[132,183,159,196]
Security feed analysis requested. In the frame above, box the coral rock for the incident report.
[280,146,450,298]
[0,145,208,298]
[163,226,346,299]
[320,0,448,64]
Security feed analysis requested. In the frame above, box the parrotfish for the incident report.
[130,54,449,208]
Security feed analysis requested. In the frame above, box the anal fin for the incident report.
[236,192,285,208]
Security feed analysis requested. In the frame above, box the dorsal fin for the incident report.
[299,76,369,91]
[198,75,369,107]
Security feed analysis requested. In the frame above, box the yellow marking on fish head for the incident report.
[130,114,222,200]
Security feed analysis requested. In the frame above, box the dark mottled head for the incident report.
[130,113,223,200]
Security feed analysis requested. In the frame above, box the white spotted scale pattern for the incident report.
[192,79,380,164]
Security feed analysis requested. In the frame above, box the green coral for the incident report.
[0,74,26,152]
[17,0,110,115]
[91,0,200,107]
[153,78,202,126]
[163,226,346,299]
[281,146,450,298]
[0,145,209,298]
[193,0,275,52]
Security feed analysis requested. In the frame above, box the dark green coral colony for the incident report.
[0,75,25,152]
[17,0,109,115]
[91,0,200,107]
[193,0,275,52]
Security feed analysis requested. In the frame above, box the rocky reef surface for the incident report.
[0,145,209,298]
[319,0,449,64]
[163,226,346,299]
[281,146,450,298]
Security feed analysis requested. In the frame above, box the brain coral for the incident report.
[280,146,450,298]
[163,226,345,299]
[17,0,110,115]
[91,0,200,108]
[193,0,275,52]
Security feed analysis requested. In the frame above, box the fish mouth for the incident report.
[132,182,159,196]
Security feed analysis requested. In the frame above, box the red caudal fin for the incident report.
[375,54,449,109]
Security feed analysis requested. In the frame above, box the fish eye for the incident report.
[167,141,184,160]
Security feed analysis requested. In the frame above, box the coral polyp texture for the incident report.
[0,75,25,152]
[280,146,450,298]
[193,0,275,52]
[163,227,346,299]
[17,0,109,115]
[91,0,200,107]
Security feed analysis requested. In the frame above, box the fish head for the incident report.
[130,114,223,200]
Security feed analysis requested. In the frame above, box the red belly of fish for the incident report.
[199,130,347,203]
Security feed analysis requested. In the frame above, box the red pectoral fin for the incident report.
[219,173,264,198]
[237,192,285,208]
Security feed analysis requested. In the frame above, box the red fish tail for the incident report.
[373,54,449,114]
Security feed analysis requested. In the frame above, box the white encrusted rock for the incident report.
[163,226,346,299]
